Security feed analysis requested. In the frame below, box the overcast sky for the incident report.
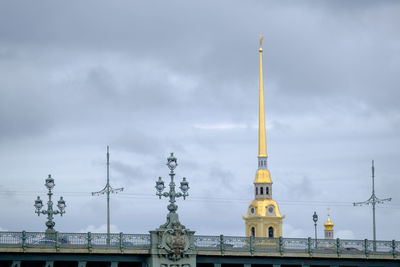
[0,0,399,241]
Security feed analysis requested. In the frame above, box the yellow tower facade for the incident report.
[243,35,284,238]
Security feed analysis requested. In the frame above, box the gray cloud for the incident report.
[112,160,144,185]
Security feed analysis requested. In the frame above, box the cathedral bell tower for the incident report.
[243,35,284,238]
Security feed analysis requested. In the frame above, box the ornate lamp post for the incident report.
[312,211,318,248]
[151,153,195,265]
[155,153,189,228]
[34,174,66,234]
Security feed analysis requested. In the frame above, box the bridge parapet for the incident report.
[0,231,399,260]
[0,231,150,254]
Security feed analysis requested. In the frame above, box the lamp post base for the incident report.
[45,228,57,240]
[159,212,182,229]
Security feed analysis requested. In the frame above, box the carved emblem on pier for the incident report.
[159,222,190,261]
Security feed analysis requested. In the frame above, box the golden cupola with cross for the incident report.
[324,209,334,239]
[243,35,284,238]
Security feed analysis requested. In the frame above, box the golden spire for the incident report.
[244,34,283,239]
[258,33,267,158]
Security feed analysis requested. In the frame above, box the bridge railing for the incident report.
[0,231,152,251]
[0,232,22,248]
[0,231,399,256]
[193,235,400,256]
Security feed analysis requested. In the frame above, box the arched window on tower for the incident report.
[256,187,258,195]
[266,187,269,195]
[268,227,274,238]
[251,227,255,237]
[260,187,264,194]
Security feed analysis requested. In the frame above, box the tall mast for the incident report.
[353,160,391,251]
[106,146,110,241]
[92,146,124,244]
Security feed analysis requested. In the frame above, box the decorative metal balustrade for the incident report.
[193,235,400,256]
[0,231,399,257]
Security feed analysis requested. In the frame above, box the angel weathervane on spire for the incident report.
[259,33,263,48]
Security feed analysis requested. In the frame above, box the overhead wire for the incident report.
[0,190,399,208]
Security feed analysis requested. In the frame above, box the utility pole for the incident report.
[92,146,124,245]
[353,160,391,251]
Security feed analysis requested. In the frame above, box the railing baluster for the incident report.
[249,236,254,254]
[219,234,224,254]
[21,231,26,252]
[55,232,59,251]
[87,232,92,253]
[392,240,396,258]
[336,238,341,256]
[279,236,283,254]
[119,232,124,252]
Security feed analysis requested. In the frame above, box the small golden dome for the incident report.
[324,214,334,231]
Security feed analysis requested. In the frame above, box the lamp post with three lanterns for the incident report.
[34,174,66,234]
[155,153,189,228]
[151,152,195,265]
